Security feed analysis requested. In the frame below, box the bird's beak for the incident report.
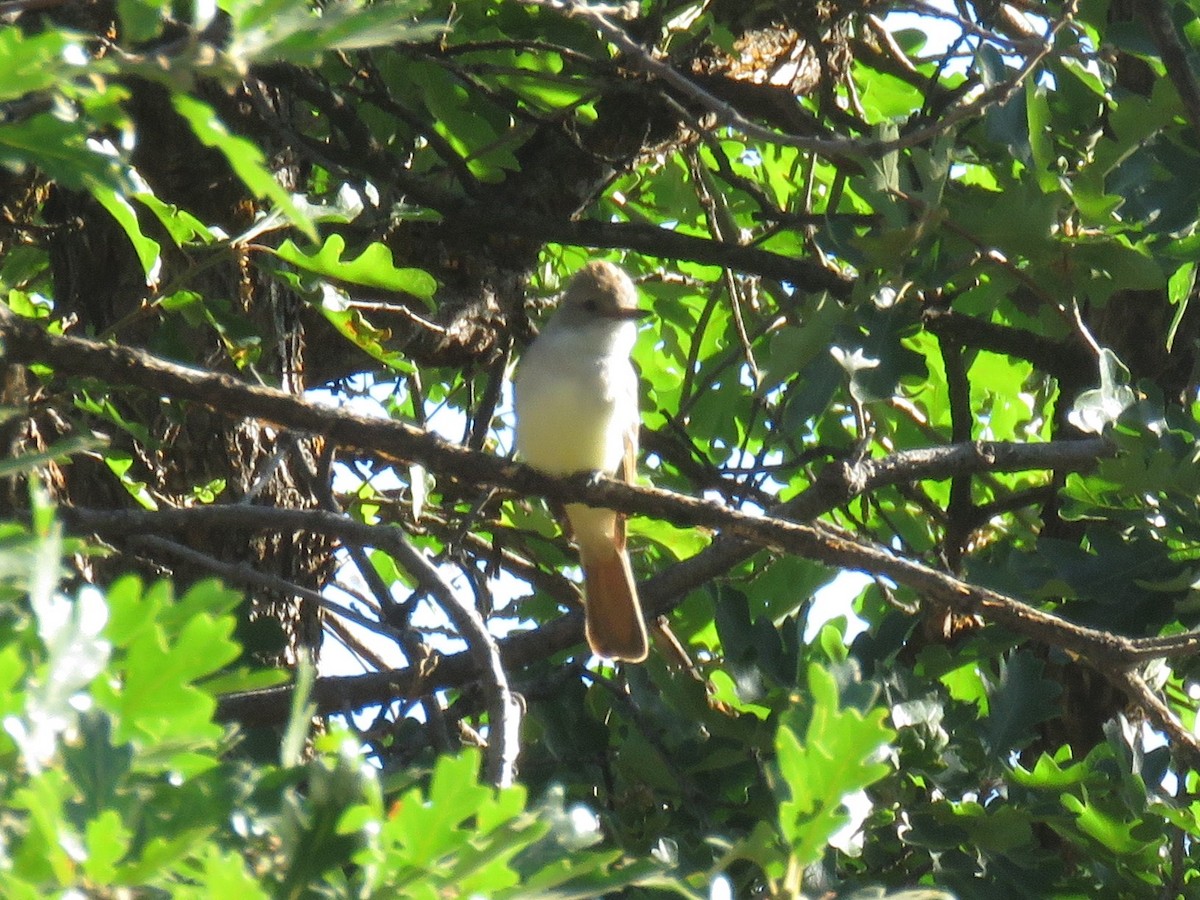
[605,307,652,321]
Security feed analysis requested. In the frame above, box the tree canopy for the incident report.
[4,0,1200,895]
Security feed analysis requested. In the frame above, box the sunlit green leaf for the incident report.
[776,664,895,867]
[275,234,436,300]
[172,95,317,241]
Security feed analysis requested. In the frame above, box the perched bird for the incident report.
[514,261,650,662]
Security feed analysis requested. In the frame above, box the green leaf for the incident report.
[1025,82,1058,192]
[312,292,415,372]
[226,0,442,69]
[402,749,493,860]
[415,60,520,181]
[117,0,169,43]
[1060,56,1110,98]
[760,295,845,394]
[1010,747,1090,790]
[275,234,436,301]
[101,581,239,747]
[9,769,77,884]
[83,809,133,884]
[281,654,317,768]
[157,578,242,634]
[0,433,104,481]
[939,801,1034,854]
[102,451,159,510]
[775,664,895,867]
[172,95,317,241]
[92,184,161,283]
[196,846,271,898]
[200,665,288,695]
[12,554,111,773]
[134,193,218,247]
[1061,792,1154,855]
[0,30,75,101]
[0,112,129,194]
[103,576,166,647]
[982,652,1060,753]
[1166,262,1195,351]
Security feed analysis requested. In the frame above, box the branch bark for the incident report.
[1137,0,1200,146]
[7,306,1187,745]
[475,215,854,298]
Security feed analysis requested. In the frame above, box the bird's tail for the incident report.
[570,504,648,662]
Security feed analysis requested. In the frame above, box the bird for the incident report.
[513,261,650,662]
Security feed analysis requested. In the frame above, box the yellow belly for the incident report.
[515,372,626,475]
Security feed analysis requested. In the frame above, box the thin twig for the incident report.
[126,534,401,641]
[938,334,974,568]
[687,148,761,387]
[315,445,453,752]
[324,616,392,673]
[519,0,1077,159]
[383,530,521,788]
[1105,668,1200,773]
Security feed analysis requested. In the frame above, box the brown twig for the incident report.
[1137,0,1200,146]
[939,334,974,568]
[519,0,1077,159]
[467,214,854,298]
[382,528,521,788]
[1105,667,1200,773]
[125,534,402,642]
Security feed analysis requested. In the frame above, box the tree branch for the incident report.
[1137,0,1200,146]
[1105,667,1200,773]
[922,307,1093,383]
[781,438,1111,522]
[465,214,854,298]
[382,528,521,788]
[522,0,1077,158]
[7,307,1180,740]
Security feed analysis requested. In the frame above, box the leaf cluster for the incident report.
[6,0,1200,895]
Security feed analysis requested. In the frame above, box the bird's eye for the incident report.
[582,299,598,312]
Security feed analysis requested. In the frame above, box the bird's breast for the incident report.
[514,343,636,476]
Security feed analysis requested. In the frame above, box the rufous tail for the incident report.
[579,541,648,662]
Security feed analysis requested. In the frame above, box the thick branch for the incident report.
[922,307,1093,382]
[782,439,1110,522]
[465,215,854,299]
[1,306,1108,510]
[3,308,1170,726]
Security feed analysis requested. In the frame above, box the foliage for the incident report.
[0,502,687,896]
[5,0,1200,896]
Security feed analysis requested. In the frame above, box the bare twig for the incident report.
[324,616,392,673]
[922,307,1094,382]
[126,534,401,642]
[315,445,454,752]
[383,530,521,788]
[0,0,66,14]
[687,148,761,387]
[468,214,853,298]
[781,439,1110,522]
[1105,668,1200,773]
[938,334,974,568]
